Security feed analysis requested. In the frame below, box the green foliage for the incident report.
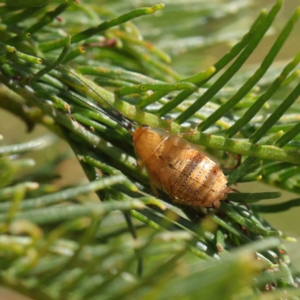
[0,0,300,299]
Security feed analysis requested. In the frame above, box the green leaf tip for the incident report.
[252,197,300,213]
[261,9,267,15]
[290,7,300,22]
[149,3,165,12]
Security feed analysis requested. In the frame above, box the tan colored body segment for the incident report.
[133,126,229,208]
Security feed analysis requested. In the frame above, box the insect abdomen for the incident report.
[163,149,228,208]
[133,126,229,208]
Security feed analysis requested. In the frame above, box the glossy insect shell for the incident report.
[132,126,229,208]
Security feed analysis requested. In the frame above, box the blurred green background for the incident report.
[1,0,300,299]
[1,0,300,276]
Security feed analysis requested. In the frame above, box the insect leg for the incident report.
[225,152,242,169]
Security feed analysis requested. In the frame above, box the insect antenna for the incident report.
[68,89,132,132]
[57,64,137,133]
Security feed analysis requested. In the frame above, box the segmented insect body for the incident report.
[133,126,229,208]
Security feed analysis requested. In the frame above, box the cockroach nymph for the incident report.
[61,67,230,208]
[132,126,230,208]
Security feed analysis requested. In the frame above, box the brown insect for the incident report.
[133,126,229,208]
[62,67,230,208]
